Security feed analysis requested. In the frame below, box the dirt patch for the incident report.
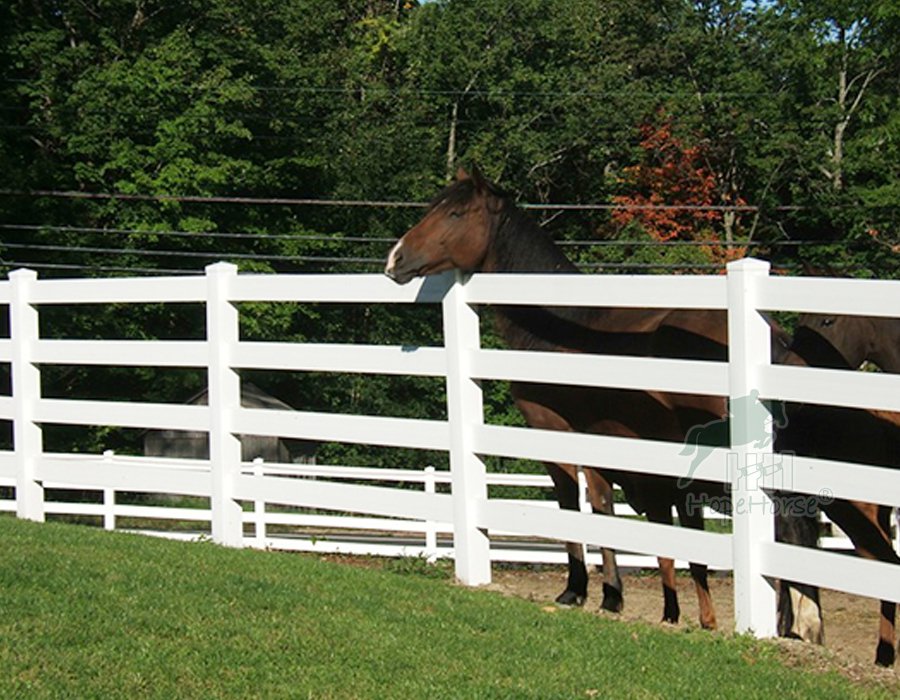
[485,566,900,691]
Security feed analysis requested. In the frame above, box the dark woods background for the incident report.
[0,1,897,467]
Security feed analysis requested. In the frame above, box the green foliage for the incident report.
[0,0,897,459]
[3,0,896,270]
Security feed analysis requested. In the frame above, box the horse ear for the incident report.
[470,164,488,192]
[455,166,470,181]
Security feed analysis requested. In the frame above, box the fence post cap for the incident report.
[205,261,238,275]
[9,268,37,281]
[726,258,770,274]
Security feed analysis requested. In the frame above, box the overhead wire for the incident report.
[0,188,829,211]
[0,76,786,99]
[0,222,842,248]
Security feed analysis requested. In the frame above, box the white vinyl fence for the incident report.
[0,260,898,637]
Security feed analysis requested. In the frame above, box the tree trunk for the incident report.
[832,27,848,191]
[446,101,459,179]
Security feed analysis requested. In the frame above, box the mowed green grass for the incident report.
[0,518,887,700]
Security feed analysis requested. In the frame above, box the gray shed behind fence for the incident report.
[144,383,315,464]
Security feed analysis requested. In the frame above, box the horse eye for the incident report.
[449,210,463,219]
[821,318,836,327]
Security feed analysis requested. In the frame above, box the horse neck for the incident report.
[480,205,656,355]
[481,205,576,275]
[870,318,900,373]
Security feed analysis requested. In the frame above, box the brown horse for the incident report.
[385,167,792,630]
[778,313,900,665]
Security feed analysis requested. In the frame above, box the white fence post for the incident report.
[206,262,244,547]
[102,450,116,531]
[442,272,491,585]
[577,468,590,514]
[423,466,438,561]
[10,269,44,522]
[253,457,266,548]
[727,258,777,637]
[895,508,899,556]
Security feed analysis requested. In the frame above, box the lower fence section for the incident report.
[1,453,892,572]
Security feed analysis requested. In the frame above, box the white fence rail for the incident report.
[0,457,864,566]
[1,260,898,638]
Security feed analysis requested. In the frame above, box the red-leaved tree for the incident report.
[612,112,746,266]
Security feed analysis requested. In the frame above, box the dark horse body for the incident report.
[778,312,900,665]
[385,168,795,630]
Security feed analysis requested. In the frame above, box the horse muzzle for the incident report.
[384,240,418,284]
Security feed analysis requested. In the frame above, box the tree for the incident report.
[748,1,900,276]
[611,111,746,268]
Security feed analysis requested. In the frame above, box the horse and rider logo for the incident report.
[678,390,789,489]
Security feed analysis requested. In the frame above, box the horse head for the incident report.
[385,166,498,284]
[794,313,900,373]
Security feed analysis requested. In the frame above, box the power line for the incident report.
[0,188,812,212]
[0,234,863,275]
[0,77,785,99]
[0,222,842,248]
[0,241,384,266]
[0,256,836,279]
[8,186,894,212]
[0,223,394,243]
[0,189,426,209]
[0,259,202,276]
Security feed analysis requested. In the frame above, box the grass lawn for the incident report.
[0,517,891,699]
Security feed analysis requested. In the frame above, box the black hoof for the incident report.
[875,641,895,667]
[600,583,624,613]
[662,589,680,625]
[555,589,586,607]
[661,604,680,625]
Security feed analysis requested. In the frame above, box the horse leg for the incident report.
[871,504,898,667]
[774,494,825,644]
[861,504,897,666]
[584,469,624,613]
[546,463,588,607]
[824,500,899,665]
[878,600,896,668]
[875,505,897,667]
[511,397,591,607]
[675,496,717,630]
[645,499,680,624]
